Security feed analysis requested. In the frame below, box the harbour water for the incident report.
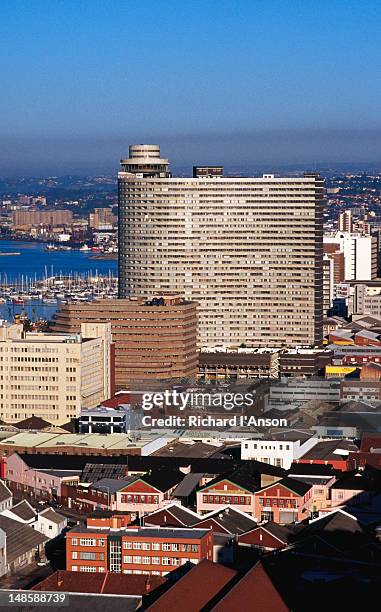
[0,240,117,280]
[0,240,118,322]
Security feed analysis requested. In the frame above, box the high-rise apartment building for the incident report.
[338,210,353,233]
[324,232,378,281]
[0,322,112,424]
[118,145,324,348]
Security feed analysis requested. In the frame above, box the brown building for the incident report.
[89,207,116,229]
[198,349,279,381]
[51,295,198,388]
[12,210,73,227]
[323,243,345,284]
[279,349,333,377]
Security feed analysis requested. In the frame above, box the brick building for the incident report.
[66,523,213,576]
[253,477,313,523]
[51,295,198,388]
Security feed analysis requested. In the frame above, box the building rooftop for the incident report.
[299,439,359,461]
[145,504,200,527]
[0,515,48,562]
[195,506,257,535]
[210,561,288,611]
[91,477,138,494]
[0,480,12,503]
[33,569,164,595]
[9,500,36,522]
[69,526,211,540]
[39,508,67,524]
[147,560,236,612]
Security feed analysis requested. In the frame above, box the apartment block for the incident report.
[118,144,324,348]
[324,232,377,281]
[0,321,112,424]
[52,295,198,387]
[12,210,73,227]
[66,525,213,576]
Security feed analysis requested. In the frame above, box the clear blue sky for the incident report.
[1,0,381,174]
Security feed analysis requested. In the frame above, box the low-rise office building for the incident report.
[66,524,213,576]
[51,295,198,388]
[241,430,318,469]
[0,321,112,425]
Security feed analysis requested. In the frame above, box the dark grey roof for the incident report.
[91,477,138,494]
[142,470,184,492]
[159,505,200,527]
[299,439,359,460]
[0,591,141,612]
[0,480,12,503]
[81,463,129,482]
[260,477,312,497]
[288,463,339,477]
[70,525,210,540]
[10,500,36,521]
[260,521,303,544]
[196,507,257,535]
[173,473,204,497]
[40,508,66,524]
[330,472,378,492]
[0,516,48,562]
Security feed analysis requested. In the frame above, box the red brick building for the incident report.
[66,524,213,577]
[253,477,313,523]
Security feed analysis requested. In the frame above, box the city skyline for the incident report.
[1,0,381,174]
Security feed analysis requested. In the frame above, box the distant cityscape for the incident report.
[0,144,379,605]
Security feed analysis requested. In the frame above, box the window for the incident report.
[162,543,170,551]
[133,556,142,564]
[133,542,142,550]
[142,543,150,550]
[152,543,160,551]
[123,541,133,549]
[162,558,171,565]
[80,538,96,547]
[123,556,133,564]
[80,566,97,572]
[71,552,78,560]
[172,543,179,552]
[72,538,78,546]
[152,557,160,565]
[142,557,150,565]
[80,552,96,560]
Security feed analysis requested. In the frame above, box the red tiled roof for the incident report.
[32,570,164,595]
[146,560,237,611]
[211,562,289,611]
[102,393,131,408]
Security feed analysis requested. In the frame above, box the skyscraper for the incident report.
[118,145,324,348]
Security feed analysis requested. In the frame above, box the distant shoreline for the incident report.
[89,253,118,260]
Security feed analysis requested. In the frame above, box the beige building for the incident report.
[0,322,112,425]
[118,144,324,348]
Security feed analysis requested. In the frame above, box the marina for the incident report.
[0,240,118,321]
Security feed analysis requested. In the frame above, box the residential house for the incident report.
[0,481,12,512]
[0,515,48,575]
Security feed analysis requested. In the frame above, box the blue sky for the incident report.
[0,0,381,174]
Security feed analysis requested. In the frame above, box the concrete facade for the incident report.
[118,145,324,348]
